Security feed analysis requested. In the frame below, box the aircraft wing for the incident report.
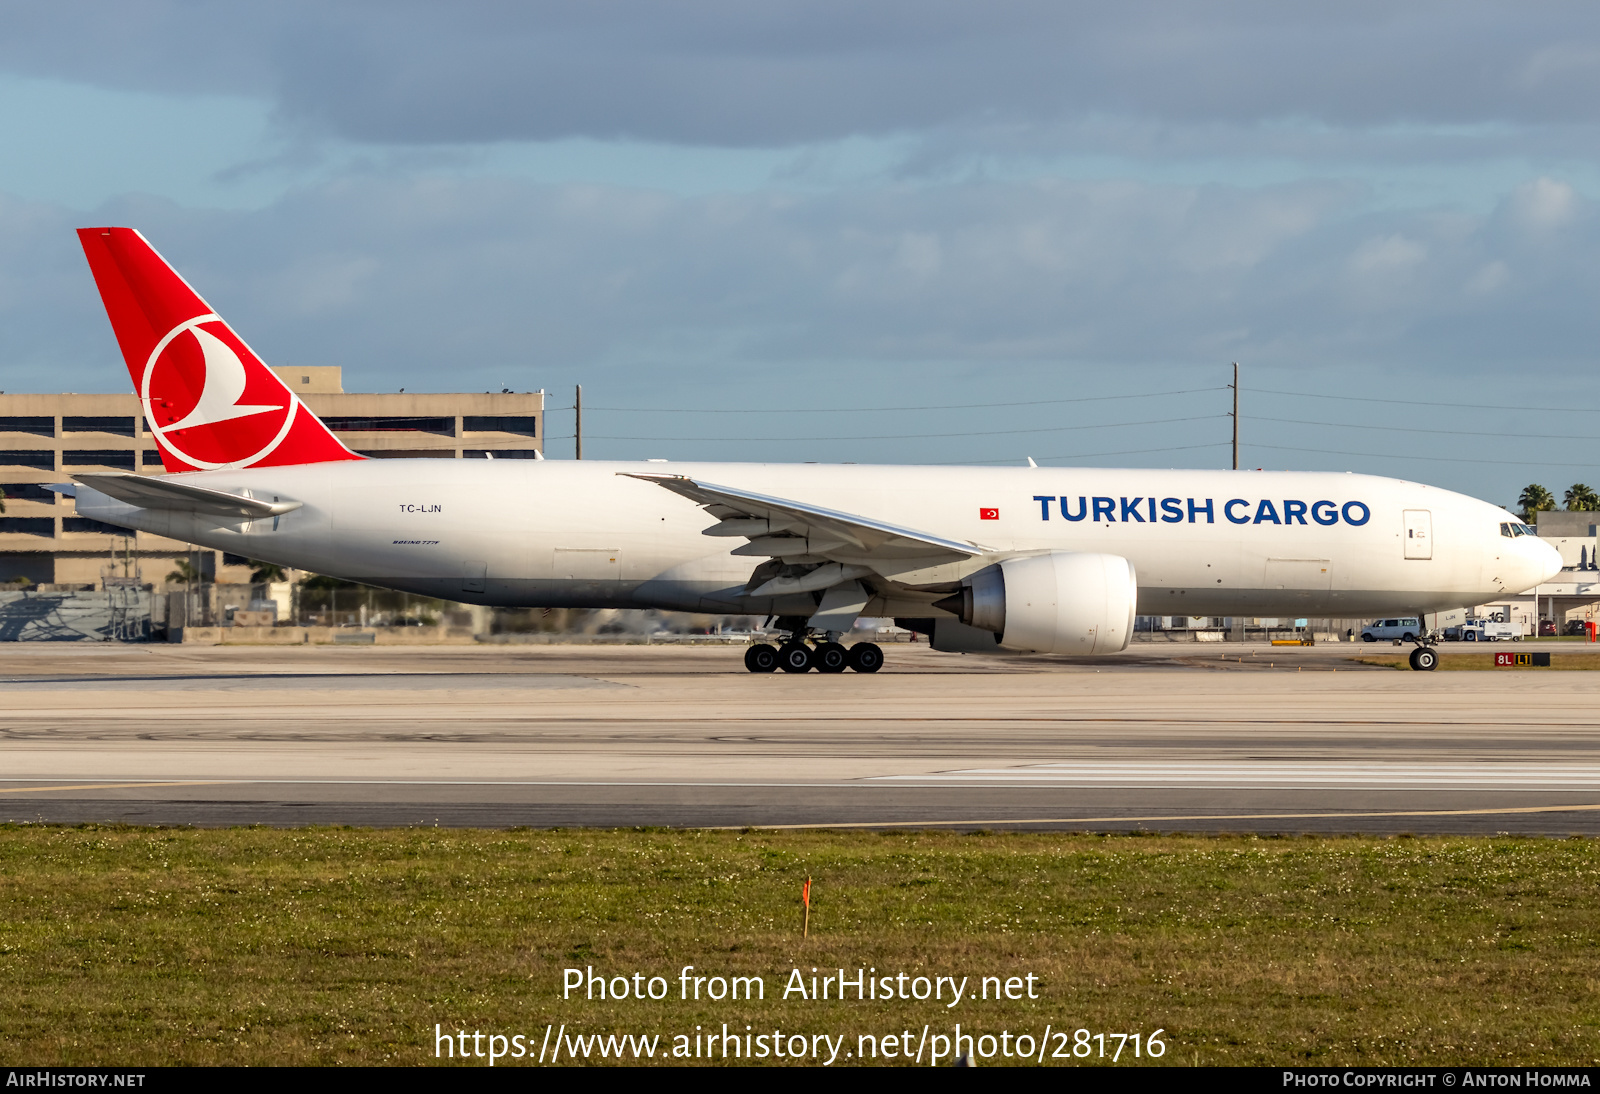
[74,473,304,519]
[622,473,985,565]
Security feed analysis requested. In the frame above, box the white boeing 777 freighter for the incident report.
[66,228,1560,673]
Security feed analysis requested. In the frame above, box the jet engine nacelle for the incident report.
[941,552,1137,655]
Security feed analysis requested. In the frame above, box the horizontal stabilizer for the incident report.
[74,473,303,519]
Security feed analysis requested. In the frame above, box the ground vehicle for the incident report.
[1460,619,1519,642]
[1361,618,1422,642]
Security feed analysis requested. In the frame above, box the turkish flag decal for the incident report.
[979,508,999,520]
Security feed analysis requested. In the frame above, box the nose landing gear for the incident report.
[1406,616,1441,670]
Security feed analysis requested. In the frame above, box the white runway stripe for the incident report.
[873,763,1600,790]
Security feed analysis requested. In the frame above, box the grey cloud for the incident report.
[5,2,1600,146]
[7,170,1596,396]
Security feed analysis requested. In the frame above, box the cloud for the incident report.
[6,1,1600,149]
[1508,176,1579,230]
[7,169,1596,400]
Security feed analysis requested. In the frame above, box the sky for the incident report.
[2,1,1600,508]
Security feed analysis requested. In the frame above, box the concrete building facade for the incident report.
[0,368,542,587]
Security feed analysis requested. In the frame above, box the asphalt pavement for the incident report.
[2,640,1597,834]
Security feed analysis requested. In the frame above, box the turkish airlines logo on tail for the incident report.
[144,314,299,470]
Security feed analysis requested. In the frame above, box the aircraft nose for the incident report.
[1533,536,1563,583]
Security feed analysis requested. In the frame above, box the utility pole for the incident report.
[575,384,583,460]
[1227,361,1241,645]
[1229,362,1239,471]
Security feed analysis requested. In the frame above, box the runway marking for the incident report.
[0,781,226,794]
[873,762,1600,790]
[733,802,1600,830]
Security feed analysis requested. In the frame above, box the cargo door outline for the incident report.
[461,560,487,594]
[554,547,621,587]
[1404,510,1432,560]
[1262,558,1332,597]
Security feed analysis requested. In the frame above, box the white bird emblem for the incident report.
[162,325,283,431]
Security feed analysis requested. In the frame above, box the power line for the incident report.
[585,413,1226,444]
[1251,386,1600,415]
[551,381,1600,418]
[547,386,1227,415]
[1034,441,1232,463]
[1247,441,1600,470]
[1246,415,1598,442]
[945,442,1231,466]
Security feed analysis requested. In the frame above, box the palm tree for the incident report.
[1566,484,1600,511]
[248,560,287,583]
[1519,484,1556,523]
[165,558,201,585]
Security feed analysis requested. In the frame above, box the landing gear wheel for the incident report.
[778,643,814,673]
[1408,646,1438,671]
[814,642,849,673]
[848,642,884,673]
[744,643,779,673]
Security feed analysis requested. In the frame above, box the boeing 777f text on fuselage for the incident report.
[66,228,1560,673]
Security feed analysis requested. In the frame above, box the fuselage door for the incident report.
[554,547,621,587]
[1403,510,1432,560]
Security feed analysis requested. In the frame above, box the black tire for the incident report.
[744,643,779,673]
[1401,632,1415,642]
[1361,633,1376,642]
[1464,632,1477,642]
[1411,646,1438,671]
[814,642,849,674]
[778,643,814,673]
[848,642,884,673]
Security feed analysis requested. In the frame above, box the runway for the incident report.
[3,641,1600,833]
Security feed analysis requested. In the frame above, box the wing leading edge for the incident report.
[622,473,986,596]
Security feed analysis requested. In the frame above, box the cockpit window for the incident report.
[1501,522,1535,537]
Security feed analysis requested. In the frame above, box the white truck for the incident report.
[1459,619,1519,642]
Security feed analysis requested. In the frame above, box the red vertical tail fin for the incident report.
[77,227,362,472]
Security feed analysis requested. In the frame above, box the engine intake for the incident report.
[935,552,1136,654]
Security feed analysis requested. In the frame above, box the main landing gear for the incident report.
[744,635,884,674]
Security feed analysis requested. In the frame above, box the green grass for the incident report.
[2,827,1598,1066]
